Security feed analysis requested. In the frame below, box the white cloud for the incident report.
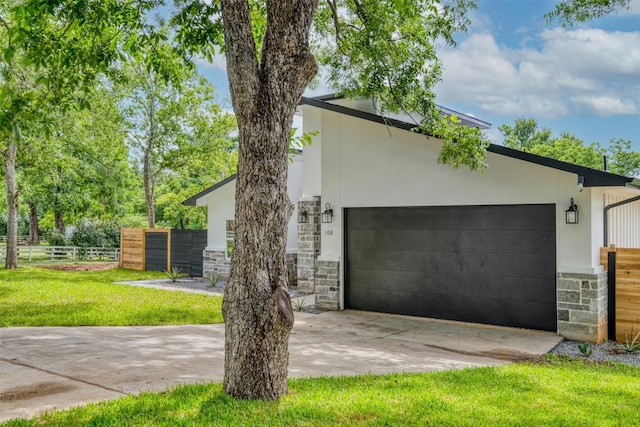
[435,27,640,118]
[195,54,227,72]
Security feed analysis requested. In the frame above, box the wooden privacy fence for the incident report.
[601,247,640,342]
[119,228,206,276]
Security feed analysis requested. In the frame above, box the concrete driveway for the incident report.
[0,310,562,422]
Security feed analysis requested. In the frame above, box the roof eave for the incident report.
[183,174,237,206]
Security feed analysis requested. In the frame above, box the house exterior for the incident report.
[185,95,640,343]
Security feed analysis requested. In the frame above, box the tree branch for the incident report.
[325,0,344,52]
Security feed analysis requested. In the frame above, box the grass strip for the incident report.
[0,267,223,326]
[3,358,639,426]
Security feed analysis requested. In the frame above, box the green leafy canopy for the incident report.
[173,0,489,171]
[546,0,632,26]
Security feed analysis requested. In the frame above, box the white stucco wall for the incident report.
[196,155,304,253]
[286,156,304,251]
[301,108,322,198]
[309,109,611,274]
[196,180,236,252]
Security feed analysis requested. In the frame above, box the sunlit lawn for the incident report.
[2,357,639,426]
[0,266,223,326]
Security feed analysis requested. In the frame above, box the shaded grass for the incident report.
[0,267,223,326]
[3,358,639,426]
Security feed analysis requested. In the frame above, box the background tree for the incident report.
[498,118,552,151]
[155,137,238,229]
[0,0,154,268]
[17,86,131,243]
[605,139,640,177]
[120,36,236,228]
[499,118,639,176]
[529,133,604,168]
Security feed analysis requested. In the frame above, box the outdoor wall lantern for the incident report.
[322,203,334,223]
[565,198,579,224]
[297,208,308,224]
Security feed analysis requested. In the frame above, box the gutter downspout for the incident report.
[603,195,640,247]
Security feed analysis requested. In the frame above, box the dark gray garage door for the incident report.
[345,204,557,331]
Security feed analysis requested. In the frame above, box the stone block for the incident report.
[570,311,598,325]
[298,279,315,293]
[557,279,580,290]
[558,302,591,311]
[558,321,600,343]
[558,309,569,321]
[558,290,580,303]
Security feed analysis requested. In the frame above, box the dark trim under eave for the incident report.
[183,174,237,206]
[487,145,634,188]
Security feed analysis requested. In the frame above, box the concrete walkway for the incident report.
[0,310,562,422]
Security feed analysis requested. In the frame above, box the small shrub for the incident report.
[166,266,184,283]
[577,342,593,357]
[45,229,68,246]
[623,328,640,352]
[293,297,307,312]
[69,221,121,249]
[207,275,219,287]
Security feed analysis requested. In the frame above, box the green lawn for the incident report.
[0,266,223,326]
[2,357,638,426]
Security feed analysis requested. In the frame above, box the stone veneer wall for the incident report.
[557,271,607,343]
[297,197,321,293]
[203,249,298,284]
[316,259,340,310]
[203,250,230,279]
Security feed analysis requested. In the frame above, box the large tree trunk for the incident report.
[143,89,157,229]
[143,148,155,228]
[27,202,39,245]
[54,166,65,235]
[54,210,65,236]
[220,0,318,400]
[4,136,19,269]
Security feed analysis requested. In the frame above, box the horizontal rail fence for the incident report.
[601,247,640,342]
[0,236,31,245]
[0,246,120,262]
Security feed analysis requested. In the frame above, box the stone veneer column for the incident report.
[315,258,340,310]
[557,271,608,343]
[297,197,321,293]
[202,249,230,279]
[285,252,298,285]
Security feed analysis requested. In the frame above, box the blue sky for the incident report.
[197,0,639,150]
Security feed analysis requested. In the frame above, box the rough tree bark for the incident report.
[4,136,19,269]
[220,0,319,400]
[27,202,39,245]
